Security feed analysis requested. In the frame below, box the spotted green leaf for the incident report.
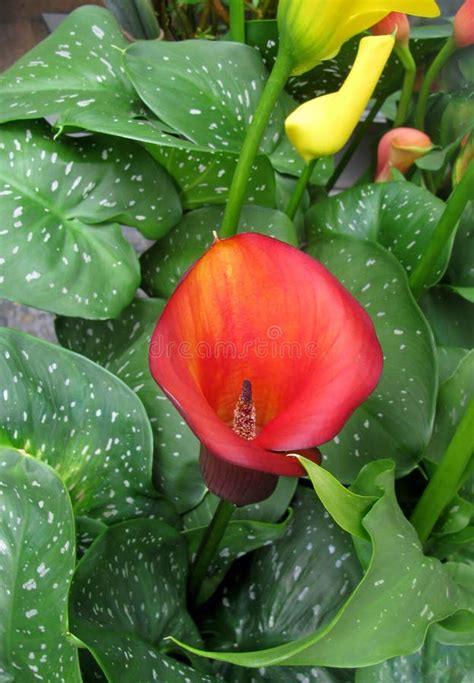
[424,350,474,465]
[174,462,467,668]
[0,447,81,682]
[124,40,284,154]
[446,204,474,288]
[0,120,147,318]
[55,298,203,514]
[145,144,276,210]
[355,630,474,683]
[0,327,167,524]
[0,7,143,132]
[305,236,436,481]
[421,286,474,349]
[305,182,447,286]
[141,205,298,298]
[70,519,217,682]
[184,511,293,607]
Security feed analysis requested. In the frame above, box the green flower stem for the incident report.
[394,43,416,127]
[415,36,456,131]
[220,50,293,237]
[409,161,474,300]
[411,398,474,544]
[326,95,386,193]
[188,498,235,606]
[229,0,246,43]
[286,158,317,220]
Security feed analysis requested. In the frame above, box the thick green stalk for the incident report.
[326,95,386,193]
[409,161,474,299]
[220,50,293,237]
[229,0,245,42]
[415,36,456,131]
[286,159,316,220]
[411,399,474,544]
[188,498,235,607]
[394,43,416,127]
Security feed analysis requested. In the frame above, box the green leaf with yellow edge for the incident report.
[170,461,468,669]
[297,456,377,540]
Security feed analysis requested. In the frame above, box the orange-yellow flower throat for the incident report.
[233,380,257,441]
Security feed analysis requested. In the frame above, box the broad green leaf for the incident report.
[355,631,474,683]
[124,40,284,154]
[0,447,81,682]
[197,486,362,656]
[421,286,474,349]
[55,298,203,514]
[141,205,298,298]
[297,457,377,540]
[174,462,467,668]
[0,120,145,318]
[305,182,447,285]
[146,144,276,210]
[70,518,217,682]
[184,512,293,607]
[0,7,147,132]
[0,327,167,523]
[437,347,471,384]
[218,665,354,682]
[424,350,474,465]
[306,236,437,481]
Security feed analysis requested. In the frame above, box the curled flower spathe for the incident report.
[285,35,395,161]
[371,12,411,44]
[149,234,383,506]
[277,0,440,75]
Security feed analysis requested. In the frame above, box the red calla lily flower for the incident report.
[149,234,383,505]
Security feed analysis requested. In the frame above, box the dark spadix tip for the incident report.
[241,379,252,403]
[200,446,278,507]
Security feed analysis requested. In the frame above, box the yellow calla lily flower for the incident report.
[278,0,440,75]
[285,35,395,161]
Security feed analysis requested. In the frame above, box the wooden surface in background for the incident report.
[0,0,102,72]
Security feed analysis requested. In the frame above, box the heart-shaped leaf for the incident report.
[0,7,146,132]
[175,462,468,668]
[0,120,149,318]
[0,447,81,682]
[146,144,276,210]
[55,298,203,514]
[70,518,217,682]
[124,39,284,154]
[305,182,447,285]
[306,236,437,481]
[0,327,167,523]
[141,204,298,298]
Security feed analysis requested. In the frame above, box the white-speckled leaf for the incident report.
[184,511,293,607]
[0,447,81,682]
[70,519,218,682]
[0,6,145,132]
[196,485,362,659]
[175,462,468,668]
[141,205,298,298]
[424,350,474,465]
[305,183,448,286]
[145,144,277,210]
[124,40,284,154]
[306,236,437,482]
[0,120,145,318]
[55,299,203,514]
[0,327,167,523]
